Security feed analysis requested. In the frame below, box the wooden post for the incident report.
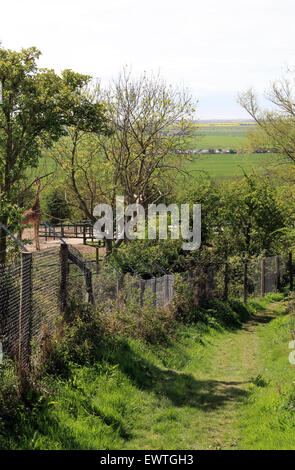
[243,260,248,304]
[116,273,121,297]
[153,278,157,306]
[83,225,86,245]
[18,252,32,371]
[223,262,229,301]
[275,255,280,291]
[60,244,68,313]
[96,247,99,274]
[289,252,293,291]
[84,270,94,304]
[260,258,265,297]
[165,274,170,306]
[139,279,145,307]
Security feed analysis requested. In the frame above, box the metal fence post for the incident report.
[83,225,86,245]
[152,278,157,306]
[60,244,68,313]
[139,279,145,307]
[116,273,123,297]
[275,255,280,291]
[19,252,32,371]
[223,262,229,301]
[260,258,265,297]
[243,260,248,304]
[61,222,64,238]
[165,274,169,306]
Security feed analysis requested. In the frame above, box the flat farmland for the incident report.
[187,122,255,150]
[186,152,278,178]
[29,122,281,182]
[185,122,279,179]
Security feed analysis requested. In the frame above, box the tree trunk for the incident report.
[0,215,8,265]
[105,239,112,255]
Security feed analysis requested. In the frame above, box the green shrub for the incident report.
[201,299,241,327]
[0,358,21,433]
[33,299,107,377]
[105,289,176,345]
[43,187,71,224]
[228,299,252,322]
[170,274,195,323]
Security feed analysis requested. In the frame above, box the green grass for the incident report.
[186,152,279,179]
[184,124,284,179]
[187,125,252,150]
[237,301,295,449]
[28,123,283,185]
[2,293,295,450]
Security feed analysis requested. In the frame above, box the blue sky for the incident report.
[1,0,295,119]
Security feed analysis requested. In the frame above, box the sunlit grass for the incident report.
[2,293,294,450]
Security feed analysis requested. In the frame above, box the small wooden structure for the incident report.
[38,221,105,247]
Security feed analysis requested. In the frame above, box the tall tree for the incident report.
[216,174,288,259]
[0,46,109,262]
[98,69,195,209]
[50,70,196,253]
[238,72,295,164]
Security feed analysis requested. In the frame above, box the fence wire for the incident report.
[0,259,21,363]
[0,246,292,372]
[31,248,60,349]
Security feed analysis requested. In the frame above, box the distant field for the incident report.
[186,152,278,178]
[187,122,255,150]
[184,122,280,179]
[29,122,281,183]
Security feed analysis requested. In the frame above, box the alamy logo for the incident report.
[93,197,201,251]
[289,340,295,365]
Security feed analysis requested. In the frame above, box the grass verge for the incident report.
[0,292,294,450]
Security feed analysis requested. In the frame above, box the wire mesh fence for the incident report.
[31,248,60,349]
[0,259,21,364]
[0,244,292,373]
[225,255,289,301]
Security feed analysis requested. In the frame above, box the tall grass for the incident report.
[0,293,280,450]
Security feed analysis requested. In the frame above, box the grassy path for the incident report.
[3,297,295,450]
[183,304,281,449]
[123,299,292,450]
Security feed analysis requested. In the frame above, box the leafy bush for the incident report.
[34,285,177,378]
[43,187,71,224]
[33,299,107,377]
[170,274,195,323]
[109,238,187,278]
[0,358,21,433]
[199,299,241,327]
[105,300,176,345]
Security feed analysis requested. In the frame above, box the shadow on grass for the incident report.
[106,340,249,411]
[0,411,84,450]
[0,395,132,450]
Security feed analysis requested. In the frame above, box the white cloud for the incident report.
[1,0,295,118]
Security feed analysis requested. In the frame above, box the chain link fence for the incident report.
[0,259,21,364]
[215,254,290,301]
[0,248,61,371]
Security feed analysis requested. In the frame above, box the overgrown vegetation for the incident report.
[1,44,295,451]
[1,291,293,450]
